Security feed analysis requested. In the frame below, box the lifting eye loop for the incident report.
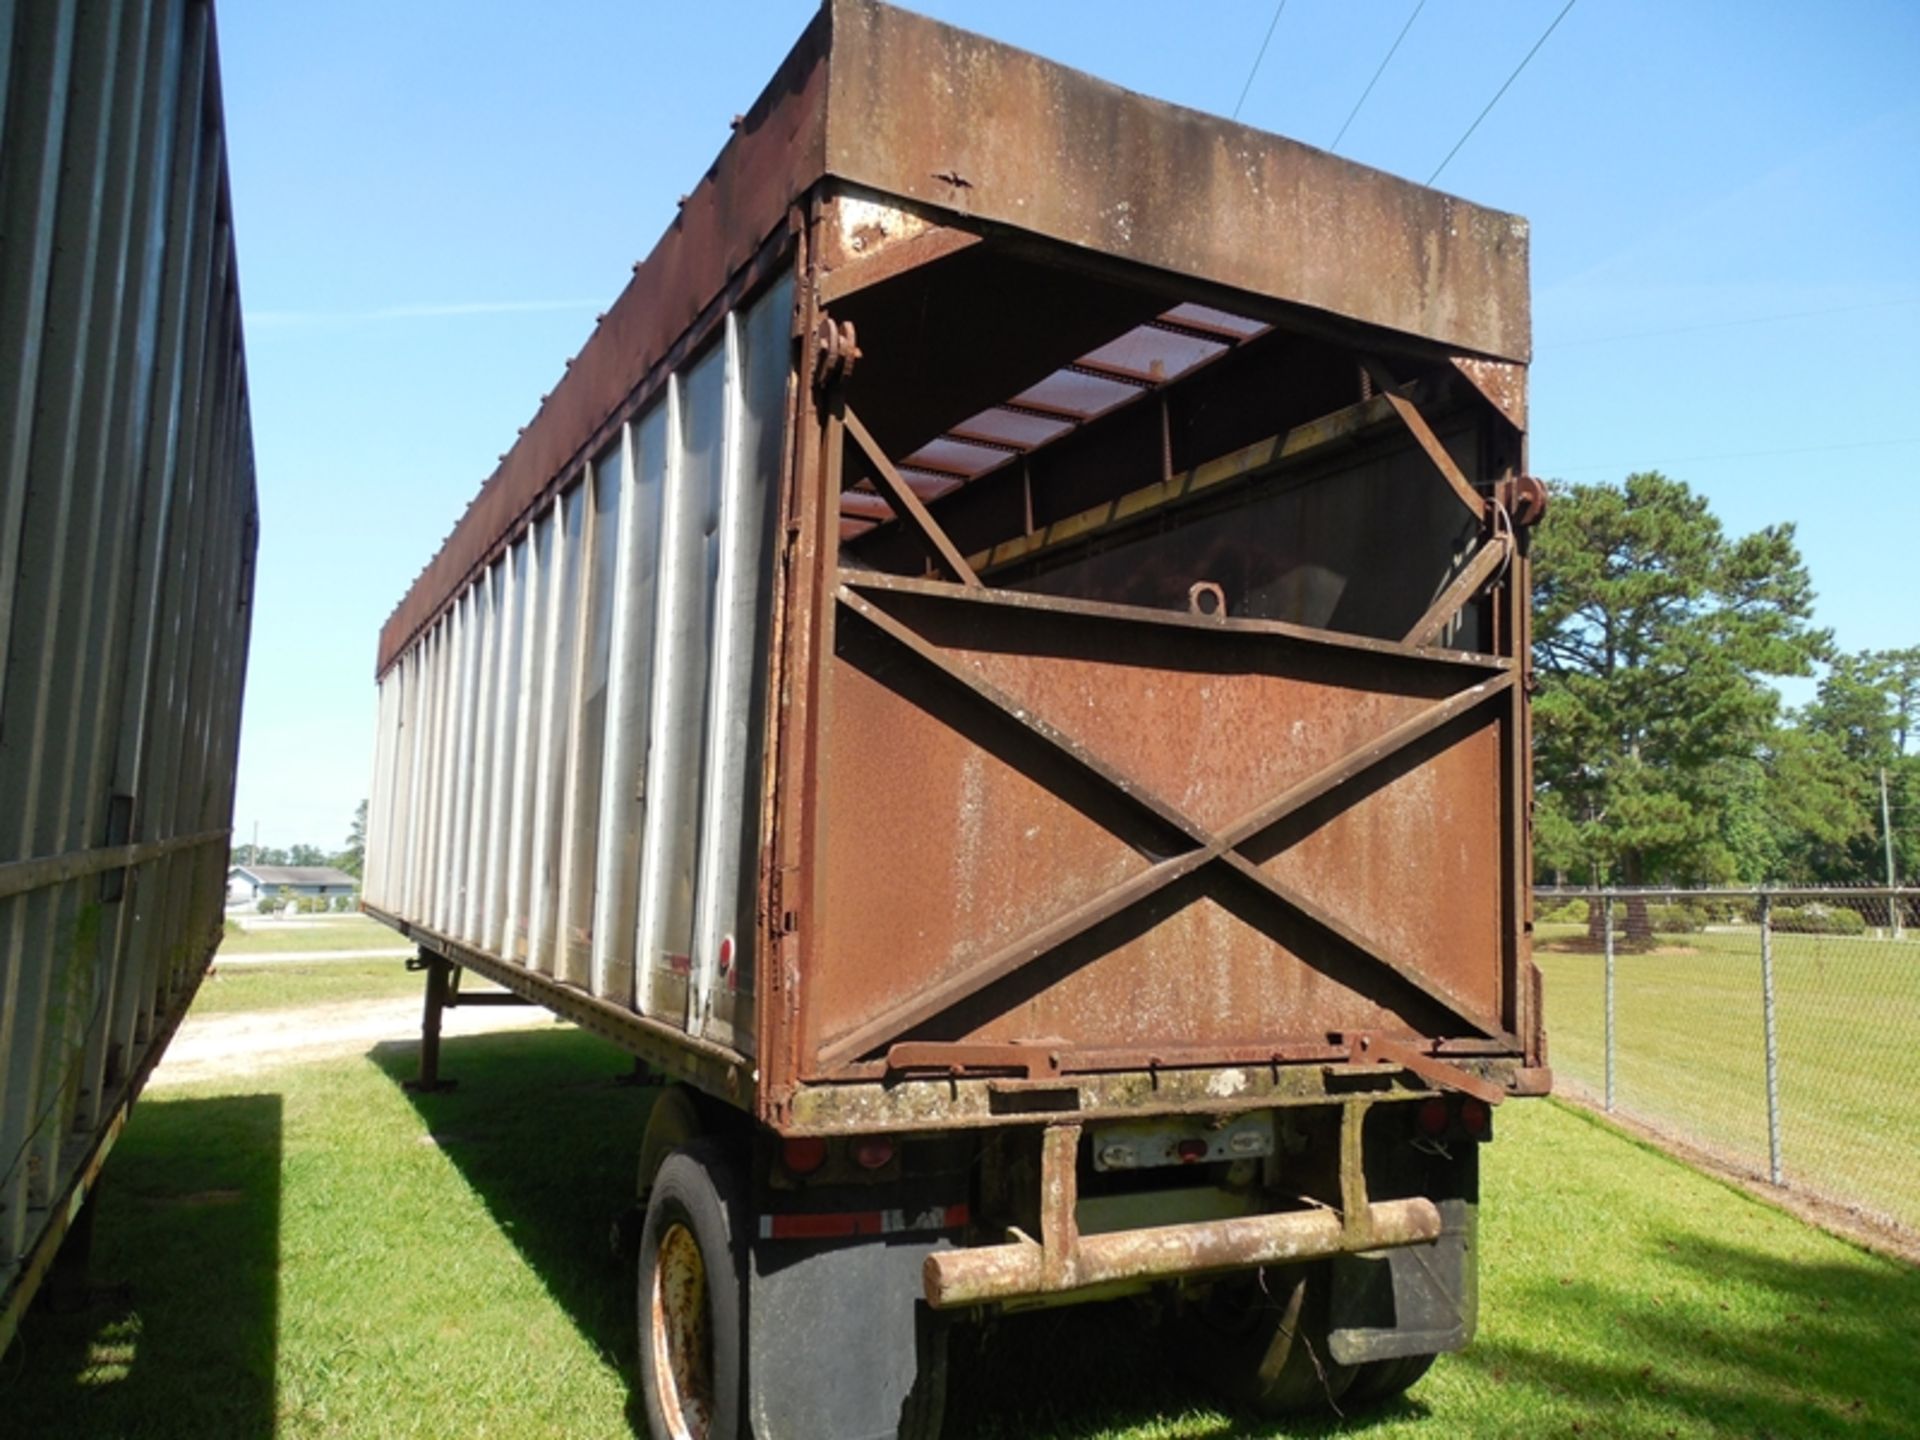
[1188,581,1227,619]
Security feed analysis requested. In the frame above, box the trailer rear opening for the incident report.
[365,3,1547,1435]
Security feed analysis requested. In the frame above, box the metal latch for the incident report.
[1339,1033,1506,1106]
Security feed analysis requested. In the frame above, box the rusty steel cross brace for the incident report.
[1361,358,1536,652]
[817,588,1517,1071]
[830,394,982,588]
[1362,357,1487,524]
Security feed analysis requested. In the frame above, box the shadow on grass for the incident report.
[0,1093,281,1438]
[949,1226,1920,1440]
[1455,1228,1920,1440]
[943,1301,1434,1440]
[369,1028,653,1394]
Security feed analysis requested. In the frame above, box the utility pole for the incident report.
[1884,769,1903,940]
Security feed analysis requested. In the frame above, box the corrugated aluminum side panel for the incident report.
[590,411,666,1007]
[461,560,498,946]
[691,276,790,1048]
[0,0,255,1349]
[633,371,703,1022]
[481,541,524,952]
[366,271,795,1056]
[528,488,583,976]
[503,519,546,960]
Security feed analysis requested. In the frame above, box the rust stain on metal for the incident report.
[1038,1123,1082,1291]
[923,1197,1443,1309]
[1501,473,1549,528]
[1451,355,1528,432]
[1345,1033,1507,1106]
[823,1,1529,362]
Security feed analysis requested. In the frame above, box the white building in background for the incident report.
[226,864,359,909]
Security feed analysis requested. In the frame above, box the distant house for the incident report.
[226,864,359,909]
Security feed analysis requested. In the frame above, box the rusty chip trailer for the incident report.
[0,0,257,1355]
[364,3,1546,1434]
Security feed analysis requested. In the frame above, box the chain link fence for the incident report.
[1534,886,1918,1239]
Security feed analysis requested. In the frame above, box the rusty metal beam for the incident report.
[845,571,1511,675]
[1346,1032,1507,1106]
[0,828,228,902]
[1212,674,1514,856]
[1338,1099,1374,1246]
[923,1196,1443,1309]
[1038,1122,1081,1292]
[1362,357,1487,522]
[370,905,754,1106]
[1403,533,1511,649]
[815,219,981,303]
[841,405,981,586]
[784,1055,1548,1135]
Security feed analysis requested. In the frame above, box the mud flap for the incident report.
[1326,1199,1477,1365]
[748,1232,949,1440]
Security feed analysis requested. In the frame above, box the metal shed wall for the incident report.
[0,0,257,1352]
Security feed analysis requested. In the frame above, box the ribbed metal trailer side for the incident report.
[0,0,256,1354]
[365,276,792,1059]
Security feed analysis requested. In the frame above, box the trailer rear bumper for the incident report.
[923,1196,1442,1308]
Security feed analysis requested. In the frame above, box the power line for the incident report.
[1330,0,1426,153]
[1428,0,1578,185]
[1553,434,1920,475]
[1232,0,1289,122]
[1540,296,1920,350]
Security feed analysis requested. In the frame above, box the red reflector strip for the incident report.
[759,1203,970,1241]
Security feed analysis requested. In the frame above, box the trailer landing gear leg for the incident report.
[41,1182,102,1314]
[614,1057,664,1088]
[403,951,457,1093]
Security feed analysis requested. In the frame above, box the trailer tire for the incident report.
[1176,1263,1353,1415]
[1340,1351,1435,1408]
[639,1141,747,1440]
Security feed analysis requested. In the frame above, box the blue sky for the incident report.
[218,0,1920,849]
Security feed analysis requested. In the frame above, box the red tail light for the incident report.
[852,1136,896,1170]
[1416,1097,1451,1136]
[782,1137,828,1175]
[1458,1098,1492,1138]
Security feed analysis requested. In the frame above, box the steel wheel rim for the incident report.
[650,1221,713,1440]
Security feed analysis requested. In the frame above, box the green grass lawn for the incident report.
[1536,923,1920,1232]
[215,915,408,956]
[5,1027,1917,1439]
[190,958,430,1015]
